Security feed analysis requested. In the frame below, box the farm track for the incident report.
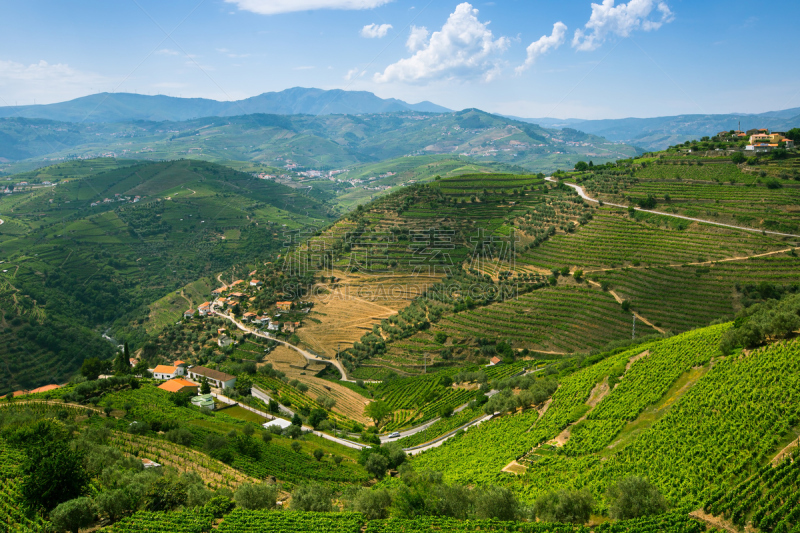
[546,177,800,238]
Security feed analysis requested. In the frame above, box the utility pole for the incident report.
[632,314,637,339]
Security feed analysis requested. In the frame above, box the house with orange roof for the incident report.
[152,365,184,380]
[184,309,195,318]
[158,378,198,394]
[198,302,212,316]
[487,356,503,367]
[276,301,292,311]
[212,287,225,295]
[242,312,257,322]
[250,279,262,287]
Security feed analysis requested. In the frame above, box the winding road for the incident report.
[545,177,800,239]
[211,308,350,381]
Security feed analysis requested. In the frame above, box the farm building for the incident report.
[276,301,292,311]
[186,366,236,390]
[158,379,199,394]
[183,309,195,318]
[218,334,234,348]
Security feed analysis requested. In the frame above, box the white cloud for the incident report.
[516,22,567,74]
[224,0,393,15]
[374,3,509,84]
[0,59,110,104]
[156,48,180,56]
[573,0,674,52]
[406,25,429,52]
[345,68,366,81]
[361,23,392,38]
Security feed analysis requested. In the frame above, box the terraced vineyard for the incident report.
[428,286,652,353]
[517,211,786,270]
[0,439,51,533]
[101,509,215,532]
[218,510,365,533]
[704,453,800,531]
[413,326,800,511]
[596,254,800,332]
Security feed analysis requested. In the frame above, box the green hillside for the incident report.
[0,159,334,394]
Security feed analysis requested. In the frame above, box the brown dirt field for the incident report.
[297,270,443,359]
[264,345,370,424]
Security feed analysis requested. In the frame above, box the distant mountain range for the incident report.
[511,108,800,151]
[1,86,798,152]
[0,87,451,123]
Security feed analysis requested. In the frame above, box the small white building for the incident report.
[152,365,185,380]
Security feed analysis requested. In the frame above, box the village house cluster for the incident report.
[716,128,795,153]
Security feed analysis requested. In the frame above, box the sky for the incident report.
[0,0,798,120]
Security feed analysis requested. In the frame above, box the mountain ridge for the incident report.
[0,87,451,123]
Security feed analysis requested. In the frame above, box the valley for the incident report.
[0,107,799,533]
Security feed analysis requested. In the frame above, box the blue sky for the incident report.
[1,0,798,119]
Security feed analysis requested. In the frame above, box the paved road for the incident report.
[215,390,370,450]
[211,309,349,380]
[546,177,800,239]
[404,414,494,455]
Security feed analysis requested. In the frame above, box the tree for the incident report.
[143,477,188,512]
[290,484,334,512]
[234,482,278,510]
[350,488,392,520]
[200,377,211,395]
[49,497,96,533]
[621,300,631,312]
[364,400,391,427]
[785,128,800,142]
[607,476,667,520]
[81,357,111,381]
[313,449,325,461]
[291,413,304,427]
[474,485,518,521]
[573,269,584,281]
[434,332,448,344]
[575,161,589,171]
[95,489,131,523]
[364,453,389,479]
[533,489,594,524]
[291,441,302,452]
[12,421,89,511]
[204,495,235,518]
[317,395,336,410]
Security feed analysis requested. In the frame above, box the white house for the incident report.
[152,365,185,380]
[186,366,237,390]
[198,302,212,316]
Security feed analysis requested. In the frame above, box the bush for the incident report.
[50,497,96,533]
[731,152,746,164]
[235,482,278,510]
[474,485,518,521]
[350,488,392,520]
[290,484,334,512]
[205,495,235,518]
[533,489,594,524]
[607,476,667,520]
[364,453,389,479]
[165,427,193,446]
